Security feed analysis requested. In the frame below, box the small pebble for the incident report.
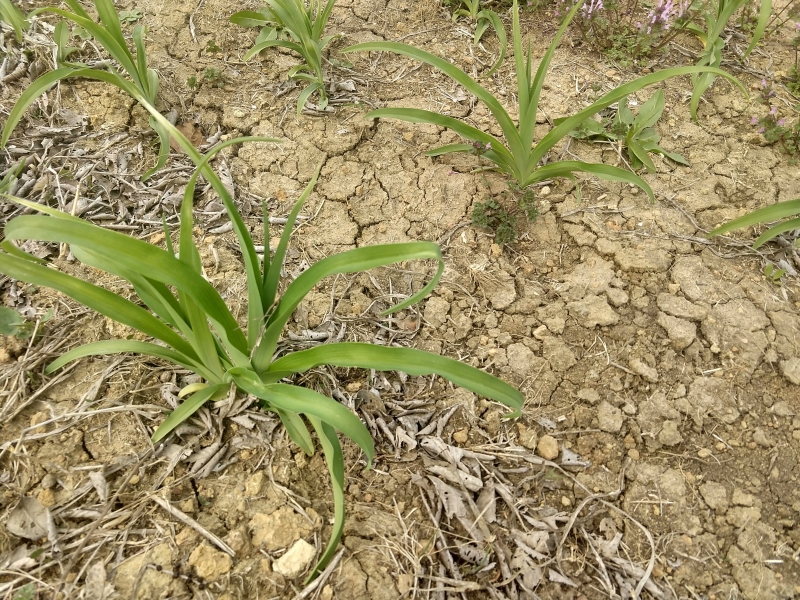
[453,429,469,444]
[537,435,559,460]
[697,448,712,458]
[561,495,571,507]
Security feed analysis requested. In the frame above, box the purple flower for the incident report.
[778,118,786,126]
[759,127,766,133]
[751,116,759,125]
[770,105,778,116]
[485,142,491,150]
[761,78,768,88]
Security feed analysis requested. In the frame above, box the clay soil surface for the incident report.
[2,0,800,599]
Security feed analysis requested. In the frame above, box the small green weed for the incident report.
[205,39,222,54]
[203,67,225,87]
[764,263,787,285]
[471,184,539,244]
[119,8,143,23]
[12,584,35,600]
[186,76,198,89]
[560,90,688,172]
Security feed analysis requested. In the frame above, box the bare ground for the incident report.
[1,0,800,599]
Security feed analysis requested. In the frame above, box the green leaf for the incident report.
[744,0,771,58]
[230,10,272,27]
[45,340,210,378]
[228,372,375,465]
[263,166,321,310]
[0,306,25,336]
[305,415,345,581]
[2,68,81,148]
[528,161,654,199]
[4,215,249,355]
[269,343,524,416]
[275,408,315,455]
[151,384,229,443]
[474,9,506,77]
[708,199,800,236]
[627,138,657,173]
[632,90,665,133]
[253,243,444,372]
[0,252,197,358]
[753,218,800,248]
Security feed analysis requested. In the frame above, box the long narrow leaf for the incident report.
[744,0,771,58]
[342,42,524,160]
[305,415,345,581]
[275,408,315,455]
[252,243,444,372]
[475,9,506,77]
[45,340,210,378]
[263,166,321,310]
[753,217,800,248]
[151,384,229,443]
[709,199,800,236]
[530,66,746,170]
[0,253,195,357]
[4,215,249,354]
[269,343,524,416]
[228,373,375,464]
[527,161,654,198]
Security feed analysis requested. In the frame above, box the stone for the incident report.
[699,481,728,512]
[542,337,576,372]
[726,506,761,528]
[771,401,795,417]
[657,312,697,351]
[752,427,773,447]
[614,247,672,272]
[670,256,745,304]
[606,287,629,307]
[188,543,232,581]
[537,435,559,460]
[628,357,659,383]
[577,388,600,404]
[655,293,708,321]
[424,296,450,329]
[780,357,800,384]
[487,271,517,310]
[701,299,770,377]
[684,377,740,427]
[658,420,683,446]
[597,401,623,433]
[566,294,619,328]
[506,343,546,378]
[250,506,314,551]
[244,472,266,497]
[272,539,316,579]
[732,489,757,507]
[561,254,614,300]
[516,424,537,450]
[114,543,174,599]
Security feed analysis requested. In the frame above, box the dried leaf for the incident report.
[85,561,113,600]
[88,470,108,504]
[7,497,54,542]
[427,476,467,519]
[426,465,482,492]
[170,122,205,152]
[510,547,543,590]
[548,569,578,587]
[475,480,496,524]
[458,543,488,564]
[0,545,36,571]
[561,447,590,467]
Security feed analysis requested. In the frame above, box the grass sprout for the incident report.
[0,0,169,180]
[343,0,745,198]
[234,0,338,113]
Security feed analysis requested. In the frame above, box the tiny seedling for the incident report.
[233,0,338,113]
[764,263,787,285]
[559,90,688,173]
[203,67,225,87]
[344,0,744,199]
[447,0,506,75]
[1,0,169,180]
[119,8,143,23]
[206,39,223,54]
